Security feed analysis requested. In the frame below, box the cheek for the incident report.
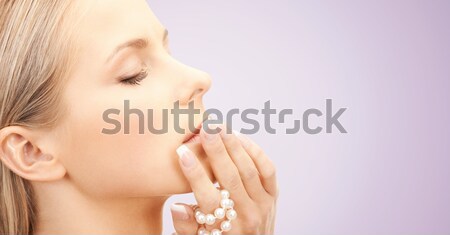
[58,78,214,197]
[58,100,213,198]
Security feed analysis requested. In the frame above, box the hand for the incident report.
[171,123,279,235]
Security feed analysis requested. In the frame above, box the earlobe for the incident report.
[0,126,66,182]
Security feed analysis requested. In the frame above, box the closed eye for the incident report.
[120,67,149,86]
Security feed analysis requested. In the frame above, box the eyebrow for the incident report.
[105,29,169,64]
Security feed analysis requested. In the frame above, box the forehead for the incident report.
[70,0,163,63]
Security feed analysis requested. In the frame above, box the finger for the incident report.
[170,203,197,235]
[219,126,268,201]
[200,123,251,205]
[235,133,278,198]
[176,145,221,212]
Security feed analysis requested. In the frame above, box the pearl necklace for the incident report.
[194,189,237,235]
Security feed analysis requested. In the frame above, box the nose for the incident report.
[176,64,212,105]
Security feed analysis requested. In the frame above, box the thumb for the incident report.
[170,203,198,235]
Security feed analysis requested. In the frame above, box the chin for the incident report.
[166,149,217,195]
[165,177,196,195]
[189,146,217,185]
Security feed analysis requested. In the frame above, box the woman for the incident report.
[0,0,278,234]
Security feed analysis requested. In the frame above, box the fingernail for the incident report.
[232,130,241,136]
[205,124,221,141]
[170,203,189,221]
[176,145,196,168]
[219,125,234,139]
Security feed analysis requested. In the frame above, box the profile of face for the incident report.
[42,0,214,198]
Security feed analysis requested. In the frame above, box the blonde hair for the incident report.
[0,1,79,234]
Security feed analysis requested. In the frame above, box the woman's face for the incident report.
[51,0,214,197]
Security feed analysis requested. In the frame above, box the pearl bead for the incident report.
[197,228,207,235]
[220,189,230,199]
[205,213,216,225]
[220,198,234,209]
[195,210,202,217]
[211,229,222,235]
[226,209,237,220]
[196,213,206,224]
[214,207,225,219]
[193,189,236,234]
[221,220,232,231]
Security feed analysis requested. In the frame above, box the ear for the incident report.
[0,126,66,182]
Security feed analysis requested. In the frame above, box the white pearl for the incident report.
[221,220,232,231]
[229,199,234,208]
[220,199,228,208]
[205,214,216,225]
[211,229,222,235]
[195,210,202,217]
[196,213,206,224]
[220,189,230,199]
[214,207,225,219]
[197,227,207,235]
[226,209,237,220]
[220,198,234,209]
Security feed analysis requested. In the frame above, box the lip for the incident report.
[182,119,206,144]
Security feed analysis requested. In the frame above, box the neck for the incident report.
[32,178,169,235]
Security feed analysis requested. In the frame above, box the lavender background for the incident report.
[148,0,450,234]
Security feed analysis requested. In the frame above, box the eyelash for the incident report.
[120,67,149,86]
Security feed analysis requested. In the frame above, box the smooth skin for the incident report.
[0,0,278,234]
